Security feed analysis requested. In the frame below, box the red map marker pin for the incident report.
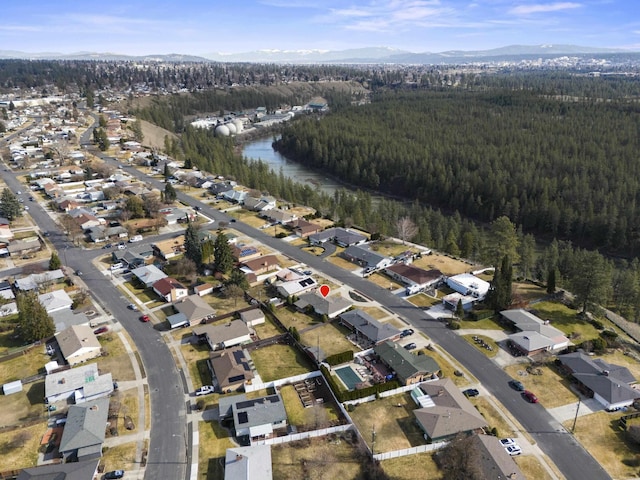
[319,285,330,298]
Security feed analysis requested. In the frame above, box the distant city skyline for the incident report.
[1,1,638,56]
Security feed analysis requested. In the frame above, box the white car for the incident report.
[195,385,215,396]
[505,445,522,456]
[499,438,518,448]
[23,205,29,210]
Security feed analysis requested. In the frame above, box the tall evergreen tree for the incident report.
[164,182,177,203]
[569,249,612,314]
[16,291,55,342]
[214,232,234,274]
[0,188,21,221]
[546,268,556,294]
[183,222,202,268]
[49,252,61,271]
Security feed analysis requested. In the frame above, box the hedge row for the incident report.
[320,365,400,402]
[324,350,354,366]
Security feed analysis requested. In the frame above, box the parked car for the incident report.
[499,438,518,447]
[104,471,125,479]
[508,379,525,391]
[400,328,414,337]
[463,388,480,398]
[195,385,215,396]
[139,314,150,322]
[102,243,113,249]
[127,303,139,311]
[505,445,522,456]
[522,390,538,403]
[117,242,126,250]
[194,205,201,211]
[43,231,51,237]
[94,326,109,335]
[75,270,83,276]
[403,342,417,350]
[23,205,29,210]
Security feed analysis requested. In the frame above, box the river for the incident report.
[242,137,343,195]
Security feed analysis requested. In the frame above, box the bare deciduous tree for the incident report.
[396,216,418,245]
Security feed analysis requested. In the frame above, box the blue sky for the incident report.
[1,0,638,55]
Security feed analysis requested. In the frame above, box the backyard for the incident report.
[250,344,315,382]
[299,323,359,358]
[280,384,340,428]
[0,422,44,472]
[412,253,472,276]
[271,305,319,332]
[529,301,600,341]
[348,393,426,452]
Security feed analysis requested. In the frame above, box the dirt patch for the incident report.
[139,119,177,151]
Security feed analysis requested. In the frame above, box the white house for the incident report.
[45,363,113,404]
[446,273,490,300]
[192,320,251,351]
[56,325,102,366]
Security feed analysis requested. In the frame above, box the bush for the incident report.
[448,320,461,330]
[591,319,604,330]
[325,350,354,366]
[276,232,287,238]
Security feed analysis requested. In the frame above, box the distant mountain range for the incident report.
[0,45,636,64]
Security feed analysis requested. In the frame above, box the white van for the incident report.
[129,235,143,243]
[110,263,124,271]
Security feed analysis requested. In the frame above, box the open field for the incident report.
[348,393,425,452]
[412,253,473,276]
[565,411,640,479]
[299,323,360,357]
[250,344,315,382]
[272,435,365,480]
[98,333,137,382]
[198,420,235,480]
[504,363,578,408]
[0,422,44,471]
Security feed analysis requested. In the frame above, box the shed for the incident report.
[167,312,190,329]
[3,380,23,395]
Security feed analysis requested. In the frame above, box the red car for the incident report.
[139,314,150,322]
[93,326,109,335]
[522,390,538,403]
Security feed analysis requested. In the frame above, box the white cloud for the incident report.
[509,2,581,15]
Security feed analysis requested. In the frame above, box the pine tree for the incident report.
[164,182,177,203]
[455,299,464,319]
[16,291,55,342]
[214,232,234,274]
[184,222,202,267]
[0,188,22,221]
[49,252,61,270]
[546,268,556,294]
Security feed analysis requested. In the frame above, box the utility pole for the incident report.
[371,424,376,455]
[571,398,581,433]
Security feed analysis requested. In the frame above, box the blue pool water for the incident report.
[335,366,361,390]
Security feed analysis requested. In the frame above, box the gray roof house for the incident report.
[175,295,216,324]
[308,227,367,247]
[14,269,65,291]
[192,319,251,351]
[58,397,109,462]
[468,434,524,480]
[276,276,317,297]
[225,445,273,480]
[558,352,640,410]
[342,244,393,272]
[38,289,73,313]
[374,341,440,386]
[413,378,487,441]
[56,325,102,366]
[111,243,154,267]
[45,363,113,404]
[131,264,168,288]
[232,393,288,442]
[294,292,352,319]
[502,309,570,356]
[340,309,401,346]
[16,459,99,480]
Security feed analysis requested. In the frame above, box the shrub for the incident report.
[448,320,461,330]
[591,319,604,330]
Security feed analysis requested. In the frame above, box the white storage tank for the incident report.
[215,124,230,137]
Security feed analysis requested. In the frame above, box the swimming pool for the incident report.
[335,366,361,390]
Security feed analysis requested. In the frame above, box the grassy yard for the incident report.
[459,316,503,330]
[504,363,578,408]
[272,305,319,332]
[358,306,392,320]
[412,253,472,276]
[112,389,140,434]
[407,293,441,308]
[301,245,325,256]
[530,301,600,342]
[382,452,442,480]
[471,397,516,438]
[121,281,161,304]
[299,323,359,357]
[366,272,403,290]
[0,343,49,384]
[180,342,213,390]
[513,281,547,303]
[423,346,473,387]
[101,441,140,474]
[0,422,44,471]
[515,455,555,480]
[253,316,283,339]
[348,393,426,452]
[271,436,365,480]
[565,411,640,480]
[368,242,419,257]
[280,384,340,427]
[198,420,235,480]
[97,333,136,382]
[250,344,315,382]
[203,292,252,316]
[0,381,47,427]
[462,334,500,359]
[327,255,358,271]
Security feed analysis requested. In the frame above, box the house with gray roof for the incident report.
[131,264,167,288]
[14,269,65,291]
[56,325,101,366]
[502,309,570,356]
[176,294,216,324]
[413,378,487,442]
[232,393,287,442]
[340,309,401,346]
[192,319,251,351]
[17,459,99,480]
[210,347,255,393]
[558,352,640,410]
[38,289,73,313]
[342,244,393,272]
[111,243,154,267]
[468,434,524,480]
[58,397,109,462]
[374,341,440,386]
[294,292,352,319]
[7,237,41,256]
[225,445,273,480]
[45,363,113,404]
[276,276,317,297]
[309,227,367,247]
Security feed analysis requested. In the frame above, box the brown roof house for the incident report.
[241,254,279,275]
[374,341,440,386]
[385,264,443,295]
[413,378,487,442]
[209,346,255,393]
[175,294,216,324]
[153,277,188,303]
[291,218,322,238]
[56,325,102,366]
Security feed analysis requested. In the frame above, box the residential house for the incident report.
[467,434,524,480]
[446,273,490,300]
[56,325,101,366]
[239,309,265,327]
[166,312,191,329]
[74,212,104,231]
[194,283,215,296]
[309,227,367,247]
[276,276,317,297]
[15,269,65,291]
[261,208,296,225]
[152,235,185,260]
[209,181,235,197]
[162,207,196,225]
[7,237,41,257]
[374,341,440,386]
[58,398,109,462]
[241,255,279,275]
[231,393,287,442]
[274,268,306,282]
[340,310,401,346]
[224,445,273,480]
[131,264,168,288]
[175,295,216,324]
[294,292,352,319]
[192,320,251,351]
[290,218,321,238]
[232,244,262,262]
[153,277,188,303]
[0,217,13,241]
[51,309,92,333]
[210,347,255,393]
[413,378,487,442]
[45,363,113,404]
[87,225,128,243]
[342,244,393,272]
[39,289,73,313]
[243,195,276,212]
[385,264,443,295]
[0,280,14,301]
[222,189,248,204]
[558,352,640,410]
[16,459,99,480]
[111,243,154,268]
[501,309,570,356]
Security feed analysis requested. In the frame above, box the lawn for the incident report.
[101,441,140,473]
[462,334,500,358]
[381,452,441,480]
[513,281,547,304]
[253,316,283,340]
[412,253,472,276]
[121,281,161,304]
[504,363,578,408]
[180,342,214,390]
[358,306,391,320]
[328,255,359,271]
[271,436,365,480]
[422,346,473,387]
[366,272,403,290]
[368,241,419,257]
[0,342,49,384]
[407,293,441,308]
[250,344,315,382]
[301,245,325,256]
[348,393,426,452]
[271,305,319,332]
[198,420,235,480]
[459,316,503,330]
[0,381,46,427]
[530,301,600,342]
[564,411,640,480]
[515,455,556,480]
[203,292,252,316]
[97,333,137,382]
[0,422,44,471]
[112,389,140,434]
[471,397,516,438]
[299,323,359,358]
[280,384,340,427]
